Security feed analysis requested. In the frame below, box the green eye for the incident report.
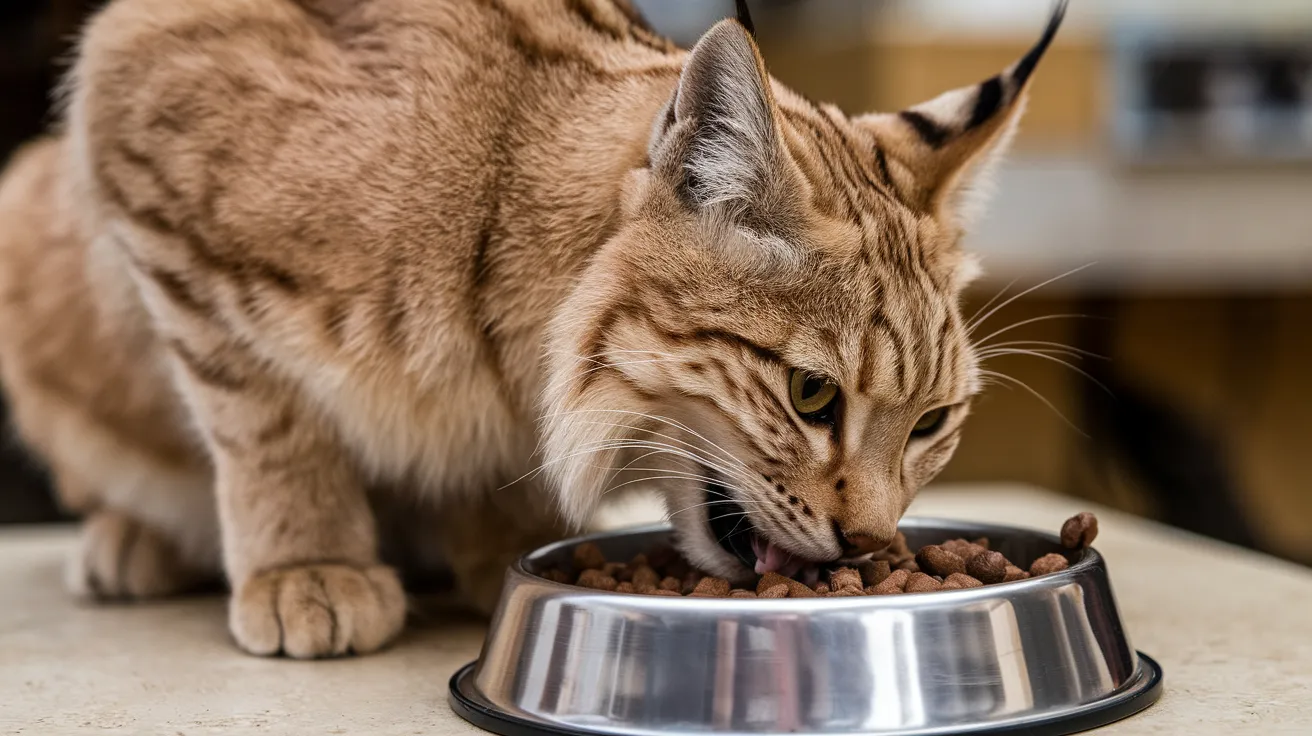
[911,407,949,438]
[789,369,839,419]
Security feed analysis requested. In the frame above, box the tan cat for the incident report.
[0,0,1066,658]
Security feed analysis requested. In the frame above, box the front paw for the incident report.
[230,563,406,658]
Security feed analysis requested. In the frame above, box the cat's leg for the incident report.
[165,335,405,658]
[433,482,570,614]
[0,137,221,599]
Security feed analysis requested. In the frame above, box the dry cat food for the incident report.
[542,512,1099,598]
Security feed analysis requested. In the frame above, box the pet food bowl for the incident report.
[449,518,1162,736]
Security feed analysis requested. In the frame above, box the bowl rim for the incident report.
[512,516,1103,607]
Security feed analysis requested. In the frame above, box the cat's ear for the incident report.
[857,1,1066,228]
[649,18,799,231]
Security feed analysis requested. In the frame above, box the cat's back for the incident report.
[72,0,680,294]
[71,0,524,268]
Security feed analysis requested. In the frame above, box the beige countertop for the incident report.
[2,484,1310,735]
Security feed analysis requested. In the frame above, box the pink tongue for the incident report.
[752,535,803,577]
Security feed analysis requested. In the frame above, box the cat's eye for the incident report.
[789,369,839,419]
[910,407,949,438]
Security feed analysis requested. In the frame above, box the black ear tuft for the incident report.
[735,0,756,38]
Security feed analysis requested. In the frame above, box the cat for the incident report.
[0,0,1066,658]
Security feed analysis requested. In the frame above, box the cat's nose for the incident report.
[834,521,891,556]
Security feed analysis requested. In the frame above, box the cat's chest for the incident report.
[301,339,544,496]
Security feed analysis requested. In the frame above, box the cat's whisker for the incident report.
[569,420,753,481]
[568,437,755,490]
[717,511,755,547]
[596,474,765,500]
[547,408,752,472]
[977,349,1115,397]
[966,262,1097,334]
[971,313,1095,347]
[966,277,1017,329]
[504,415,753,491]
[979,369,1089,437]
[976,339,1106,360]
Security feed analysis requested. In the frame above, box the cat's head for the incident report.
[544,3,1066,582]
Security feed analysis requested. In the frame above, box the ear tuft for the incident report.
[857,1,1066,225]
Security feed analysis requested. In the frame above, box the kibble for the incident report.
[573,542,606,571]
[916,545,966,577]
[540,512,1097,598]
[870,568,911,595]
[966,550,1007,584]
[906,572,943,593]
[1029,553,1070,577]
[758,571,816,598]
[1061,512,1099,550]
[857,559,891,587]
[577,569,617,591]
[943,573,984,589]
[690,577,731,598]
[632,565,660,590]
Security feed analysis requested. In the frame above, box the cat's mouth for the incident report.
[704,476,811,579]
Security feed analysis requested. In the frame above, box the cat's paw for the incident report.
[66,510,207,599]
[229,563,406,658]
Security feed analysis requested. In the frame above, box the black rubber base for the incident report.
[449,652,1164,736]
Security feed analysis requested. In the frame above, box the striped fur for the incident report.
[0,0,1064,657]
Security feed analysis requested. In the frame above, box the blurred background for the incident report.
[3,0,1310,566]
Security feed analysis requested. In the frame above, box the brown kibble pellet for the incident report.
[543,568,573,584]
[616,582,635,594]
[857,560,891,586]
[1030,553,1070,577]
[760,583,789,599]
[830,567,863,592]
[651,589,681,596]
[944,573,983,589]
[757,571,816,598]
[659,576,681,592]
[629,553,649,568]
[966,550,1008,584]
[573,542,607,571]
[815,583,831,595]
[871,568,911,595]
[897,558,920,573]
[757,572,789,595]
[1003,565,1030,582]
[690,577,732,598]
[632,565,660,590]
[906,572,943,593]
[603,562,626,579]
[577,569,618,591]
[916,545,966,577]
[974,537,991,550]
[942,539,988,561]
[1061,512,1099,550]
[730,589,757,598]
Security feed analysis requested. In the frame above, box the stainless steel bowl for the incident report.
[450,518,1162,736]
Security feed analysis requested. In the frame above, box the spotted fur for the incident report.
[0,0,1065,657]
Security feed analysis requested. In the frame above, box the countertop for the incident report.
[2,484,1309,734]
